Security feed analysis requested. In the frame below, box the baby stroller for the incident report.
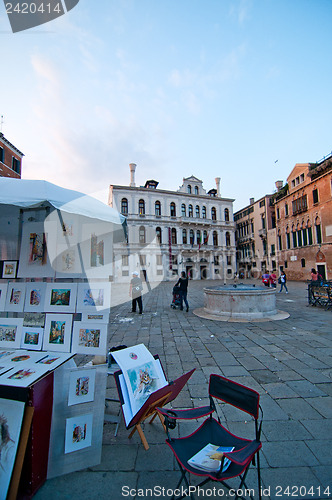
[171,285,181,309]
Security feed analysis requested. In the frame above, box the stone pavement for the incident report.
[34,279,332,500]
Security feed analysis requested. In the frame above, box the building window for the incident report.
[170,202,176,217]
[261,215,266,229]
[316,223,322,244]
[292,230,297,248]
[171,228,177,244]
[122,255,129,266]
[224,208,229,221]
[203,230,208,245]
[301,258,305,268]
[156,254,162,266]
[138,199,145,215]
[292,195,307,215]
[181,204,186,217]
[139,254,146,266]
[189,229,194,245]
[225,232,231,247]
[197,230,201,245]
[122,270,129,276]
[182,228,187,244]
[313,188,319,204]
[308,226,313,245]
[195,205,200,218]
[227,256,232,265]
[121,198,128,215]
[271,244,275,256]
[276,208,280,220]
[0,147,4,163]
[284,261,288,269]
[302,228,308,246]
[12,157,21,174]
[187,185,192,194]
[214,255,219,265]
[213,231,218,247]
[194,186,199,195]
[278,234,282,250]
[155,201,161,216]
[211,207,216,220]
[139,226,146,244]
[188,204,193,217]
[202,206,206,218]
[285,203,289,217]
[297,228,302,247]
[156,227,162,244]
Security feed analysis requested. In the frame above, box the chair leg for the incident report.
[257,451,262,500]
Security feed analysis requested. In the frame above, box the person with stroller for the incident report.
[175,271,189,312]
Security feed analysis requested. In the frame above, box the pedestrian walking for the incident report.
[278,271,288,293]
[269,271,277,288]
[130,271,143,314]
[175,271,189,311]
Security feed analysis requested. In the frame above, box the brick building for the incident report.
[0,132,24,178]
[272,153,332,280]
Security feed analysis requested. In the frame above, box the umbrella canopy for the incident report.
[0,178,126,226]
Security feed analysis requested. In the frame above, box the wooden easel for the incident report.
[128,393,170,450]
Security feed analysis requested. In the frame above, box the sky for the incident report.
[1,0,331,212]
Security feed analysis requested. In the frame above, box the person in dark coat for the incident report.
[175,271,189,312]
[130,271,143,314]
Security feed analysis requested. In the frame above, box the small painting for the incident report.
[64,413,93,453]
[23,312,46,328]
[77,282,111,313]
[67,368,96,406]
[24,282,47,313]
[43,314,73,352]
[1,260,18,279]
[28,231,47,266]
[20,327,44,350]
[36,351,74,369]
[71,322,107,355]
[0,318,23,349]
[44,283,77,313]
[0,364,48,387]
[5,283,26,313]
[81,312,109,323]
[17,222,55,278]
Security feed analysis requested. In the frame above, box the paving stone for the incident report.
[262,420,312,441]
[286,380,327,398]
[277,398,323,420]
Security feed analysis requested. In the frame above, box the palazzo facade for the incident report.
[109,164,236,283]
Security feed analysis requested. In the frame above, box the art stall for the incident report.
[0,178,126,499]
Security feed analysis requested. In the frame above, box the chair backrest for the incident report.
[209,374,260,419]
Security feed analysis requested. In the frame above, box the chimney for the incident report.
[129,163,137,187]
[215,177,221,196]
[249,197,255,205]
[275,180,283,191]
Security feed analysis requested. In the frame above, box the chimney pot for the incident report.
[249,197,255,205]
[215,177,221,196]
[129,163,137,187]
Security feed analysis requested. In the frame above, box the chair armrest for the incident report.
[224,440,261,466]
[156,406,213,420]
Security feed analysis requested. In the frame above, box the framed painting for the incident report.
[20,327,44,351]
[0,283,8,311]
[1,260,18,279]
[43,314,73,352]
[64,413,93,454]
[67,368,96,406]
[0,350,17,361]
[1,349,45,365]
[81,223,113,279]
[24,282,47,313]
[0,398,25,500]
[71,322,107,355]
[53,245,83,277]
[0,364,48,388]
[5,283,26,313]
[76,282,111,313]
[0,318,23,349]
[23,312,46,328]
[17,222,56,278]
[35,351,74,370]
[81,312,109,323]
[44,283,77,313]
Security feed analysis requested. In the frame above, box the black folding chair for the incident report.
[157,374,263,500]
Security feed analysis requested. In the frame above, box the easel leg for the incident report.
[128,424,149,450]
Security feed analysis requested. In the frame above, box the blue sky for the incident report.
[1,0,331,211]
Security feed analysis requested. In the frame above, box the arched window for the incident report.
[203,230,208,245]
[225,232,231,247]
[286,226,291,249]
[211,207,216,220]
[155,201,161,217]
[156,227,162,244]
[171,228,177,244]
[213,231,218,247]
[121,198,128,215]
[315,216,322,244]
[187,185,192,194]
[195,205,200,218]
[138,199,145,215]
[224,208,229,222]
[182,229,187,244]
[188,204,193,217]
[189,229,194,245]
[292,224,297,248]
[139,226,146,244]
[197,230,201,245]
[181,204,186,217]
[170,202,176,217]
[194,186,199,195]
[202,206,206,218]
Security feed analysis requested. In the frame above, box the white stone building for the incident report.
[109,164,236,283]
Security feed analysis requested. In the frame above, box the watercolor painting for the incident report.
[64,413,93,453]
[71,322,107,355]
[0,364,47,388]
[77,283,111,313]
[43,314,73,352]
[5,283,26,313]
[68,368,96,406]
[20,327,44,351]
[0,319,23,349]
[1,261,18,279]
[0,398,25,500]
[24,283,47,313]
[44,283,77,313]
